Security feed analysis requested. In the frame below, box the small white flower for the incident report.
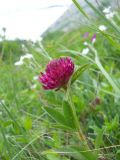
[103,6,116,20]
[83,42,88,46]
[14,53,33,66]
[81,48,89,55]
[0,100,5,105]
[33,76,39,80]
[14,60,23,66]
[103,6,111,14]
[21,44,25,49]
[20,53,33,61]
[105,12,116,19]
[31,84,37,89]
[99,25,107,31]
[22,44,28,52]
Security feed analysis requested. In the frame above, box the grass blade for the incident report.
[72,0,89,19]
[71,63,90,84]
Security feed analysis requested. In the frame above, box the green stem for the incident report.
[88,44,120,94]
[68,92,89,147]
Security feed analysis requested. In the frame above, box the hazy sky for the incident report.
[0,0,72,41]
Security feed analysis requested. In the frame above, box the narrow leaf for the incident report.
[72,0,89,19]
[43,107,67,126]
[95,55,120,94]
[95,129,104,148]
[63,100,76,130]
[98,30,120,51]
[71,63,90,84]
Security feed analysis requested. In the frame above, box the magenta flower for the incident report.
[91,34,96,44]
[83,32,89,38]
[39,57,74,90]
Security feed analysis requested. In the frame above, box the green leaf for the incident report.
[63,100,76,130]
[71,147,98,160]
[98,30,120,51]
[116,150,120,159]
[105,114,119,132]
[112,114,119,130]
[71,63,90,84]
[46,154,63,160]
[43,150,69,160]
[72,0,89,19]
[57,146,97,160]
[23,117,32,130]
[3,120,13,127]
[43,107,67,126]
[53,124,73,131]
[95,55,120,94]
[95,129,104,148]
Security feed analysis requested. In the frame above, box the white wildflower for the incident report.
[21,44,25,49]
[31,84,37,89]
[99,25,107,31]
[83,42,88,46]
[20,53,33,61]
[14,60,23,66]
[0,100,5,105]
[103,6,111,14]
[103,6,116,20]
[33,76,39,80]
[81,48,89,55]
[14,53,33,66]
[105,12,116,19]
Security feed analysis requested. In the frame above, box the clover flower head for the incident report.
[39,57,74,90]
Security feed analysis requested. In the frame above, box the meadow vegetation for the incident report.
[0,0,120,159]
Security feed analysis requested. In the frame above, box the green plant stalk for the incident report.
[72,0,89,19]
[65,78,89,146]
[0,125,12,159]
[95,56,120,94]
[68,96,99,160]
[39,42,52,60]
[69,97,84,140]
[88,44,120,94]
[1,40,5,59]
[67,92,88,148]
